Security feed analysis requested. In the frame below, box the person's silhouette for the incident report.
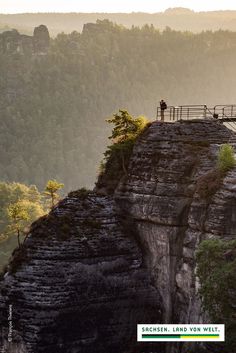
[160,99,167,121]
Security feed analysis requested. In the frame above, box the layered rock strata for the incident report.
[1,119,236,353]
[115,119,236,352]
[0,194,161,353]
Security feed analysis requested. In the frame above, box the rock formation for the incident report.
[0,25,50,104]
[0,193,162,353]
[33,25,50,55]
[0,119,236,353]
[114,119,236,352]
[0,25,50,55]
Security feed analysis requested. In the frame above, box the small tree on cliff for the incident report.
[44,179,64,208]
[105,110,149,174]
[107,110,148,142]
[217,144,236,173]
[96,110,149,193]
[7,202,29,246]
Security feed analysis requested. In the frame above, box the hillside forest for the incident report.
[2,9,236,35]
[1,20,236,194]
[0,19,236,346]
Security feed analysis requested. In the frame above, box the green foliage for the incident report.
[0,182,41,212]
[2,22,236,192]
[0,181,46,272]
[106,110,148,142]
[7,201,30,243]
[0,182,45,237]
[217,144,236,172]
[97,110,149,192]
[7,202,29,224]
[106,110,149,169]
[196,239,236,352]
[7,200,39,247]
[44,179,64,208]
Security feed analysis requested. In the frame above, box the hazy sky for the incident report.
[0,0,236,13]
[1,0,236,13]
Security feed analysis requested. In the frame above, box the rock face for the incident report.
[115,120,236,352]
[0,119,236,353]
[0,193,162,353]
[0,25,50,55]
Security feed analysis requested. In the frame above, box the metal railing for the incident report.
[212,105,236,119]
[156,104,236,122]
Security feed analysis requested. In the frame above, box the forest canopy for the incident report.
[1,20,236,191]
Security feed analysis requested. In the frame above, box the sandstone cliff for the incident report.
[0,119,235,353]
[0,25,50,55]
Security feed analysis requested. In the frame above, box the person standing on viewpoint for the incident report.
[160,99,167,121]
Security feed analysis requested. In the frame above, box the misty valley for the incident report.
[0,13,236,353]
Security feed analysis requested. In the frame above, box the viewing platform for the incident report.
[156,104,236,126]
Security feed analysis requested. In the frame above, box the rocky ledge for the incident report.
[0,119,236,353]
